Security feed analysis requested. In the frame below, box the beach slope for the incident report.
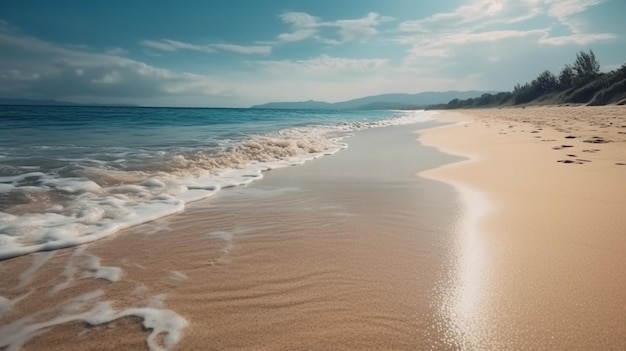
[419,106,626,349]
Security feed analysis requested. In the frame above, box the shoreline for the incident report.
[1,121,466,350]
[2,104,625,350]
[418,106,626,349]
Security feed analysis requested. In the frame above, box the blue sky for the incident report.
[0,0,624,107]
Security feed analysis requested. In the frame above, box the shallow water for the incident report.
[1,122,467,350]
[0,106,433,259]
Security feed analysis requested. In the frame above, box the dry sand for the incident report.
[419,105,626,349]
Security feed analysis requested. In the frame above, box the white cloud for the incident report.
[276,12,322,43]
[141,39,216,53]
[403,29,547,61]
[210,43,271,55]
[397,0,615,65]
[280,12,319,28]
[445,29,547,44]
[399,0,506,33]
[546,0,603,21]
[333,12,393,42]
[539,32,616,45]
[545,0,606,34]
[140,39,271,55]
[276,29,316,43]
[0,27,236,104]
[276,11,393,44]
[105,47,128,55]
[507,7,543,23]
[540,0,614,43]
[255,55,388,75]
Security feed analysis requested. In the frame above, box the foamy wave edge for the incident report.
[0,289,187,351]
[0,110,433,260]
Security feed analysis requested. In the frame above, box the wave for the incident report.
[0,110,433,260]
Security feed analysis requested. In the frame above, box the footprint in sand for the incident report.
[553,145,574,150]
[557,160,584,164]
[582,149,601,153]
[565,135,577,139]
[584,137,611,144]
[616,163,626,166]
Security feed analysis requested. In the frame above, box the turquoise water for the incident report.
[0,106,433,259]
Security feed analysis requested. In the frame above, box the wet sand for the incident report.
[1,122,467,350]
[420,106,626,349]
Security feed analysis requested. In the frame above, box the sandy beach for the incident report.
[2,106,626,350]
[420,105,626,349]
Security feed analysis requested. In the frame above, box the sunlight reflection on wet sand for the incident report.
[445,182,492,349]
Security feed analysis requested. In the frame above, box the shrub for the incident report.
[564,75,609,103]
[588,79,626,105]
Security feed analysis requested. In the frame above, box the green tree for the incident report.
[558,64,575,90]
[573,50,600,85]
[535,70,559,93]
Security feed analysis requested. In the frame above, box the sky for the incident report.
[0,0,624,107]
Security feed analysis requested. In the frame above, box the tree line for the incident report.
[430,50,626,109]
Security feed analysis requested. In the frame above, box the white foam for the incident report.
[82,254,122,282]
[0,195,185,260]
[168,271,188,282]
[41,177,103,194]
[50,246,85,294]
[0,291,31,318]
[0,289,187,351]
[18,251,56,287]
[0,110,434,260]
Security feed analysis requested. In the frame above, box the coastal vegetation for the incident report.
[429,50,626,109]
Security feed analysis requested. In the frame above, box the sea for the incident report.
[0,106,434,260]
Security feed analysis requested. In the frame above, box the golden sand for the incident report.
[420,105,626,349]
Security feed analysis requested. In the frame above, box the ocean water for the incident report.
[0,106,433,260]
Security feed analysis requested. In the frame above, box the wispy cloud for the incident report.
[210,43,271,55]
[403,29,548,61]
[254,55,388,75]
[539,32,616,45]
[546,0,604,23]
[105,47,129,55]
[276,11,393,44]
[399,0,507,33]
[141,39,216,53]
[0,24,235,104]
[276,29,317,43]
[397,0,615,66]
[545,0,607,37]
[140,39,271,55]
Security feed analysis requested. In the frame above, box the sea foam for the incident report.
[0,109,433,260]
[0,289,187,351]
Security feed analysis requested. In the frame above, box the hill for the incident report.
[250,91,491,110]
[428,50,626,110]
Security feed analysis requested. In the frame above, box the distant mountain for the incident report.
[0,98,136,107]
[251,100,334,110]
[250,91,494,110]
